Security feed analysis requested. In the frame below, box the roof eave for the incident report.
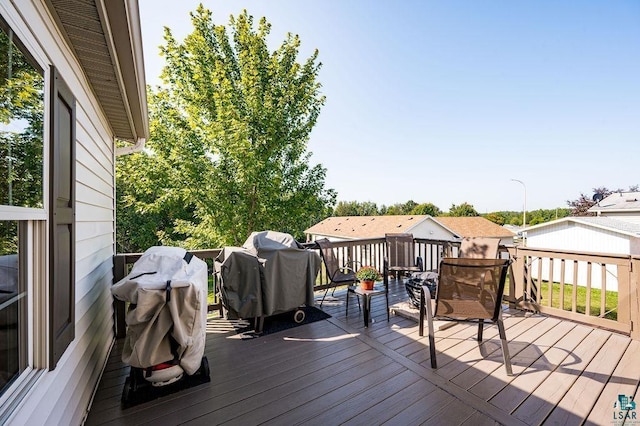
[45,0,149,142]
[99,0,149,142]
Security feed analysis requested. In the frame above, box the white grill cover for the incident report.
[111,246,207,375]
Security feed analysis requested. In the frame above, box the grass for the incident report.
[535,281,618,321]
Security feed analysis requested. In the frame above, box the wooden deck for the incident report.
[86,280,640,425]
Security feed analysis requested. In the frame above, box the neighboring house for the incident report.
[522,217,640,291]
[588,191,640,224]
[305,215,514,245]
[0,1,147,425]
[433,216,515,246]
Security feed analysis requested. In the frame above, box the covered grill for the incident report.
[111,246,210,404]
[215,231,321,331]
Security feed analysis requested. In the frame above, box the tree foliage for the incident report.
[116,7,335,250]
[566,185,638,216]
[380,200,419,215]
[409,203,442,216]
[333,200,378,216]
[447,202,479,217]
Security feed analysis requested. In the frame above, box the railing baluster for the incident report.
[572,260,578,313]
[559,259,566,312]
[585,261,592,316]
[601,264,607,317]
[548,258,554,308]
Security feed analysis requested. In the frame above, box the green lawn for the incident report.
[537,281,618,321]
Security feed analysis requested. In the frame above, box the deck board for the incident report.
[487,319,580,413]
[511,327,611,424]
[543,333,630,425]
[85,279,639,426]
[584,339,640,425]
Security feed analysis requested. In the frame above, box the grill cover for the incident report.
[111,246,208,375]
[216,231,320,319]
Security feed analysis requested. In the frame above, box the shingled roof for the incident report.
[434,217,515,238]
[304,215,428,239]
[305,215,514,240]
[588,191,640,214]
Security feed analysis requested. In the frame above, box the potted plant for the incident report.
[356,266,381,290]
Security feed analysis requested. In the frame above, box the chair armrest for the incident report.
[341,260,361,273]
[337,265,356,275]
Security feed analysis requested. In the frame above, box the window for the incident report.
[0,16,44,397]
[0,18,44,208]
[0,221,26,395]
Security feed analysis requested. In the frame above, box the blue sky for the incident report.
[138,0,640,213]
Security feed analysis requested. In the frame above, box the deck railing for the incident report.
[112,239,639,340]
[506,246,639,339]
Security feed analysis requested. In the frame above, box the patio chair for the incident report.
[419,257,513,375]
[315,239,359,307]
[459,237,500,259]
[384,233,423,281]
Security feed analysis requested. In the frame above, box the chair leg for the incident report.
[420,285,437,368]
[385,292,389,322]
[319,286,330,307]
[497,317,513,376]
[345,289,349,315]
[427,308,437,369]
[419,289,425,336]
[477,320,484,341]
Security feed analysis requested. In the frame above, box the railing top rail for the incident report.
[517,246,631,263]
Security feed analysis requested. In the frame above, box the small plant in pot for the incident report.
[356,266,381,290]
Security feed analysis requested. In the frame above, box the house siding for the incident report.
[409,220,454,241]
[3,1,115,424]
[526,221,631,291]
[527,221,630,255]
[600,212,640,225]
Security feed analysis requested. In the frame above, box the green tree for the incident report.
[115,144,197,252]
[409,202,442,216]
[483,212,506,225]
[381,200,419,215]
[333,200,378,216]
[116,7,334,250]
[448,202,479,217]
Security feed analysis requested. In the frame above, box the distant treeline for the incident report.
[332,200,572,226]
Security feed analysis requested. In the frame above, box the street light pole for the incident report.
[510,179,527,228]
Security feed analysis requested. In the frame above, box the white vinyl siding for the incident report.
[525,220,635,291]
[601,212,640,225]
[527,221,631,256]
[2,1,116,425]
[408,220,454,241]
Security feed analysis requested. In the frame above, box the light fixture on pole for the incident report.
[510,179,527,228]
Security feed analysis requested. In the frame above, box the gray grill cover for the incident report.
[215,231,320,319]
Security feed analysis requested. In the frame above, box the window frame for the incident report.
[0,10,58,414]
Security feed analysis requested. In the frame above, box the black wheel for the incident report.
[293,309,306,323]
[121,377,131,403]
[129,368,140,392]
[200,356,210,379]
